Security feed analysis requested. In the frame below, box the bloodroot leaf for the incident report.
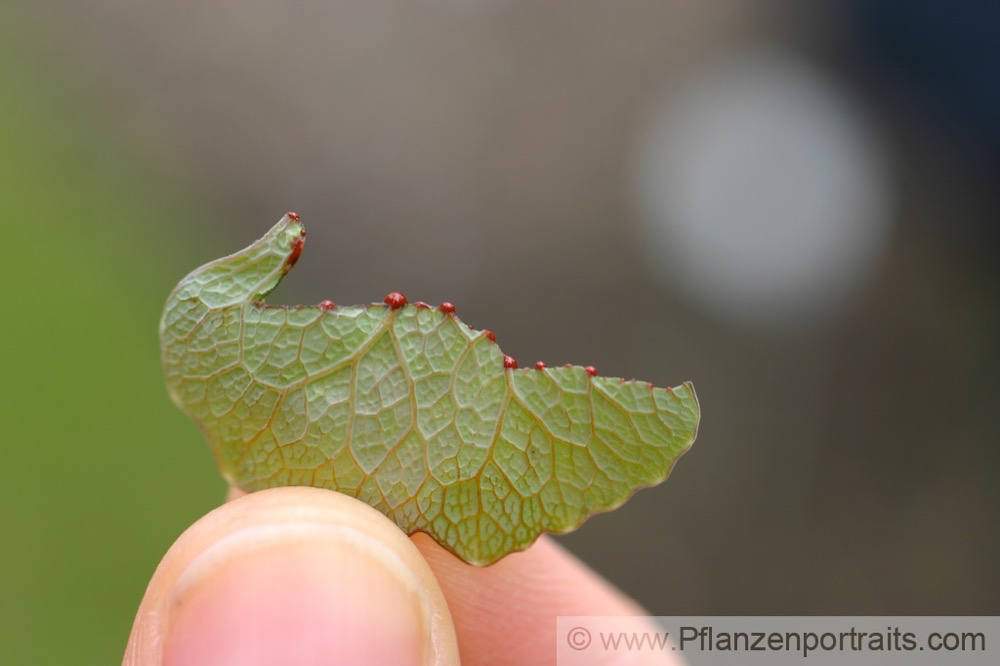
[160,214,700,565]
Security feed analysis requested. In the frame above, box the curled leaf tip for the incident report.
[160,214,700,565]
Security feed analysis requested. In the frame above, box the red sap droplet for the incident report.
[439,302,456,314]
[585,366,598,377]
[287,211,300,221]
[318,300,336,310]
[414,301,431,309]
[484,330,496,342]
[384,292,408,310]
[283,236,305,271]
[503,355,518,369]
[535,361,546,370]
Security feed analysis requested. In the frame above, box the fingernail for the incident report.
[162,523,431,666]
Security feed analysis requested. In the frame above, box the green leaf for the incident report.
[160,214,700,565]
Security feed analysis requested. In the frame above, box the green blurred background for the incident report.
[0,9,225,664]
[2,2,998,664]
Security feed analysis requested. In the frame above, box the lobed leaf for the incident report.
[160,214,699,565]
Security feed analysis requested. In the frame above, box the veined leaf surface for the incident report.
[160,214,699,565]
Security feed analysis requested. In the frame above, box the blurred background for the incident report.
[1,1,997,663]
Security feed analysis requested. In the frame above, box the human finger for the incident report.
[124,487,459,666]
[414,534,680,665]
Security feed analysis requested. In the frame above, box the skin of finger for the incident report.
[413,533,683,666]
[225,488,681,666]
[124,487,459,666]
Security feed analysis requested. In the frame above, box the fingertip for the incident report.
[125,488,459,666]
[413,534,675,665]
[414,532,649,614]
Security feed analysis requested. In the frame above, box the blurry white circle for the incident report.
[633,48,894,328]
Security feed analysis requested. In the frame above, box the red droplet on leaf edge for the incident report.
[283,236,305,272]
[384,292,408,310]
